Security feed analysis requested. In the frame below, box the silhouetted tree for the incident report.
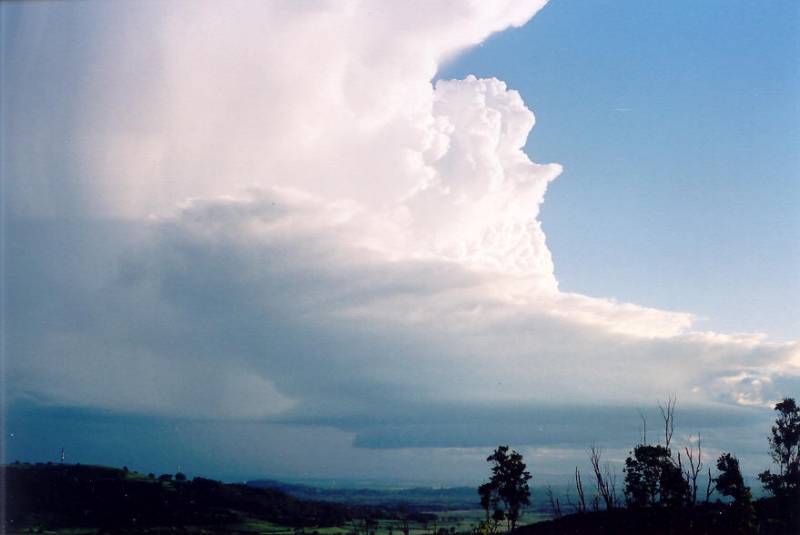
[478,481,505,535]
[544,485,562,518]
[574,467,586,513]
[478,482,501,522]
[682,434,704,505]
[479,446,532,532]
[588,444,617,509]
[758,397,800,500]
[623,444,688,508]
[174,472,187,481]
[704,466,715,503]
[715,453,755,532]
[715,453,749,502]
[658,395,677,449]
[637,409,648,445]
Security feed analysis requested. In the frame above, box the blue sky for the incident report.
[440,0,800,341]
[3,0,798,485]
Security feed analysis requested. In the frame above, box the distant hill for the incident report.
[248,479,481,511]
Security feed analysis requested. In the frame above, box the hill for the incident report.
[5,462,355,532]
[247,479,481,511]
[513,498,798,535]
[5,462,550,533]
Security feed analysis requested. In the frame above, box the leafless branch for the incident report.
[705,466,715,503]
[589,444,615,510]
[575,467,586,513]
[658,395,677,448]
[637,409,648,445]
[545,485,562,519]
[683,434,703,505]
[564,483,576,513]
[608,467,619,508]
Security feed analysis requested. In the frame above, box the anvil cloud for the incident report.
[4,0,798,479]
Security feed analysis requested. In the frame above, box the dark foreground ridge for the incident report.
[4,454,798,534]
[4,461,430,533]
[513,499,798,535]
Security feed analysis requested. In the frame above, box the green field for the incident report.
[228,510,549,535]
[11,509,550,535]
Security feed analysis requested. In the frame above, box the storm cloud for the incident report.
[4,0,798,480]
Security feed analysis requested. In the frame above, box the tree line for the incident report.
[477,397,799,534]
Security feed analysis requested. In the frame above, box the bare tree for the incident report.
[606,465,619,509]
[589,444,615,510]
[637,409,648,445]
[563,482,576,513]
[683,434,704,505]
[658,395,677,448]
[705,466,715,503]
[545,485,562,519]
[574,467,586,513]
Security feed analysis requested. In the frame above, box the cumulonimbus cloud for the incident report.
[4,0,799,457]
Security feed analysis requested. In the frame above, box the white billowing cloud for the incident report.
[7,0,558,275]
[5,0,799,459]
[7,1,545,214]
[409,76,561,277]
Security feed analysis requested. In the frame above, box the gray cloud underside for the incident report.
[7,200,798,454]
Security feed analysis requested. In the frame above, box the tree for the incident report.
[175,472,187,481]
[623,444,688,508]
[658,395,677,449]
[544,485,562,519]
[715,453,755,532]
[479,446,532,532]
[682,435,704,505]
[588,444,617,510]
[573,467,586,513]
[758,397,800,500]
[715,453,751,503]
[624,397,692,509]
[478,482,500,522]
